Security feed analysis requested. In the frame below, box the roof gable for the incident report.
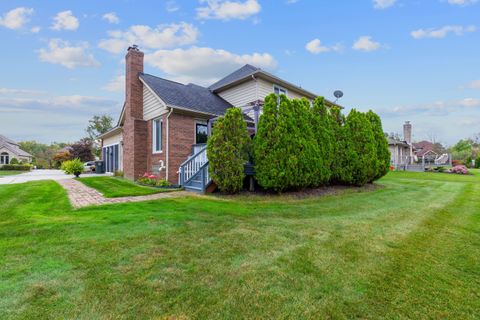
[208,64,259,91]
[0,134,33,157]
[140,73,233,116]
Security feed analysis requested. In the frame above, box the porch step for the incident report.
[184,185,203,193]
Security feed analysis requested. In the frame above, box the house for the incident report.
[388,121,415,167]
[0,134,33,165]
[99,46,341,189]
[413,140,436,158]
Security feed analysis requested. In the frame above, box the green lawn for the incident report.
[0,171,479,319]
[0,170,28,177]
[77,176,176,198]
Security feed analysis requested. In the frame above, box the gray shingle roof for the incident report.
[208,64,259,91]
[140,73,234,116]
[0,134,33,157]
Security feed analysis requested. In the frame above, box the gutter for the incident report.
[165,107,174,181]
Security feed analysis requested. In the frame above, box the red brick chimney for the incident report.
[123,46,147,180]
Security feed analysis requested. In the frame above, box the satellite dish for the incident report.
[334,90,343,99]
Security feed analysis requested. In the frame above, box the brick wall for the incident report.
[123,47,148,180]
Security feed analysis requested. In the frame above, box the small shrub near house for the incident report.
[137,172,172,187]
[9,158,19,165]
[207,107,251,194]
[61,158,84,177]
[0,164,32,171]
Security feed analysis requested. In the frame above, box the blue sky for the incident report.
[0,0,479,145]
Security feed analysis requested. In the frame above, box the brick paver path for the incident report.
[58,179,189,208]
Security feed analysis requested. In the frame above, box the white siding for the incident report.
[218,80,257,107]
[218,78,312,108]
[143,86,167,120]
[103,131,122,147]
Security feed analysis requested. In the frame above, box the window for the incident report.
[273,85,288,96]
[196,122,208,144]
[0,152,9,165]
[153,118,162,153]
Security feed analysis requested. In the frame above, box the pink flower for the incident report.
[143,172,150,177]
[148,175,156,179]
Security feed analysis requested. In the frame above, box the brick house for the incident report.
[99,47,340,191]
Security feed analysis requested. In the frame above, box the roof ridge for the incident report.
[140,73,187,86]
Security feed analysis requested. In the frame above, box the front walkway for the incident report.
[0,169,110,185]
[57,179,188,208]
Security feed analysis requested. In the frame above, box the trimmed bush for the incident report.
[310,97,334,186]
[9,158,19,165]
[329,106,350,184]
[207,107,251,194]
[342,109,377,186]
[0,164,32,171]
[61,158,84,177]
[366,110,391,181]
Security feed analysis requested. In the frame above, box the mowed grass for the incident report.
[0,172,479,319]
[77,176,175,198]
[0,170,28,177]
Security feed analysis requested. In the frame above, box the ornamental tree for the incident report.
[207,107,251,194]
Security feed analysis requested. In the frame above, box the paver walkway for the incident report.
[58,179,189,208]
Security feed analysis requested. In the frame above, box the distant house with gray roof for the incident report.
[0,134,33,165]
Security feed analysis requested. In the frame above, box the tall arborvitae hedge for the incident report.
[366,110,391,181]
[207,107,251,194]
[329,106,350,184]
[311,97,334,186]
[342,109,377,186]
[224,94,391,192]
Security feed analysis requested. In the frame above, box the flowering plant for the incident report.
[449,165,469,175]
[137,172,173,187]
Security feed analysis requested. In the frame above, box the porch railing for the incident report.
[179,146,208,186]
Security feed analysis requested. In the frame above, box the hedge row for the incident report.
[0,164,32,171]
[208,94,391,193]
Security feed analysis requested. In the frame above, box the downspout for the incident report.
[165,107,174,181]
[251,74,259,133]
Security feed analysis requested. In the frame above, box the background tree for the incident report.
[52,150,72,167]
[366,110,390,181]
[86,115,114,140]
[207,107,251,194]
[86,114,114,157]
[19,141,69,168]
[69,138,94,162]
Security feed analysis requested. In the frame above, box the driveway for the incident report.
[0,169,111,185]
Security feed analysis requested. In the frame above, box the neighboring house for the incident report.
[99,46,341,189]
[0,134,33,165]
[388,121,415,167]
[413,140,436,158]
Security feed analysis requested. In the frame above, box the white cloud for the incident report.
[0,7,34,30]
[447,0,478,5]
[166,1,180,12]
[98,22,199,54]
[305,39,342,54]
[196,0,261,20]
[30,26,40,33]
[467,80,480,89]
[286,0,300,3]
[352,36,382,52]
[0,88,46,95]
[102,75,125,92]
[373,0,396,9]
[102,12,119,24]
[411,25,476,39]
[51,10,79,31]
[145,46,276,85]
[384,98,480,116]
[38,39,100,69]
[0,93,120,143]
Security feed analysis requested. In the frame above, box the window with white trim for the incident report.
[273,85,288,96]
[153,118,162,153]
